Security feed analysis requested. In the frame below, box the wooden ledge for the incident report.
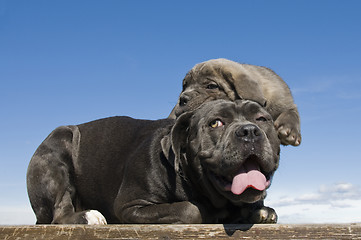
[1,224,360,239]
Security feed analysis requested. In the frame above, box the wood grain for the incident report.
[1,224,360,239]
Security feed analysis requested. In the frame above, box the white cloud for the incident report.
[336,92,361,100]
[2,183,361,225]
[266,183,361,223]
[291,75,361,102]
[0,206,36,225]
[292,80,333,95]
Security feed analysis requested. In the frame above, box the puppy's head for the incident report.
[169,58,267,118]
[168,99,280,206]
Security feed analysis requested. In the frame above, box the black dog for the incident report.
[27,99,280,224]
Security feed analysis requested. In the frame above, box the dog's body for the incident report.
[27,100,280,224]
[169,58,301,146]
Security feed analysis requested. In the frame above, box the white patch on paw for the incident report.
[85,210,107,225]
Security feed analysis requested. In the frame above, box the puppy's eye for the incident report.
[210,119,224,128]
[256,116,268,122]
[206,83,219,89]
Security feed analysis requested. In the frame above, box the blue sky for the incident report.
[1,0,361,224]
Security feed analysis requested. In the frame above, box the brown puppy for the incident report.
[169,58,301,146]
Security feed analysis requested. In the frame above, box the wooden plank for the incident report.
[0,224,360,240]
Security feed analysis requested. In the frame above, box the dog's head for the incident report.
[169,58,271,118]
[163,99,280,207]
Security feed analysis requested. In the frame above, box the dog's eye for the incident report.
[206,83,219,90]
[256,116,268,122]
[210,119,224,128]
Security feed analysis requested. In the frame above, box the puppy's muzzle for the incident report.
[179,93,190,107]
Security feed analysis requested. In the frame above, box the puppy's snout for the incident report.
[179,94,190,106]
[235,124,263,142]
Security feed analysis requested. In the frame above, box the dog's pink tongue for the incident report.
[231,162,268,195]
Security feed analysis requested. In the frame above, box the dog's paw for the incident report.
[274,111,301,146]
[250,206,277,224]
[85,210,107,225]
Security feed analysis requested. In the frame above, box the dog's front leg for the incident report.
[115,201,203,224]
[227,201,278,224]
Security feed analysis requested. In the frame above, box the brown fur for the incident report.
[169,58,301,146]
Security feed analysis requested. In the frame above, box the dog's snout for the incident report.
[179,94,190,106]
[235,124,263,142]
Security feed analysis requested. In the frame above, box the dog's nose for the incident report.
[235,124,263,142]
[179,94,190,106]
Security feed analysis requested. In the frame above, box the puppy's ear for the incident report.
[223,70,267,107]
[168,111,193,172]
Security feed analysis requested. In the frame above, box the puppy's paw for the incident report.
[250,206,277,224]
[274,111,301,146]
[85,210,107,225]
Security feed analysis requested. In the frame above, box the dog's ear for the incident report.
[162,111,193,172]
[223,70,267,107]
[160,134,172,160]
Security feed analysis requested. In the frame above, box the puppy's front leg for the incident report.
[274,109,301,146]
[116,201,203,224]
